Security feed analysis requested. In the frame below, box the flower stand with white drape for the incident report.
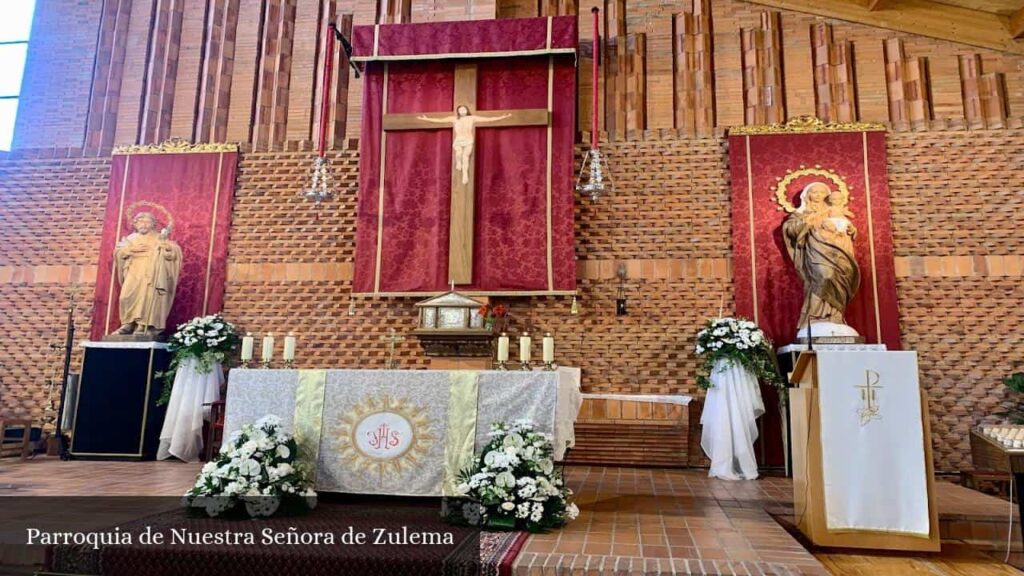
[700,358,765,481]
[157,358,223,462]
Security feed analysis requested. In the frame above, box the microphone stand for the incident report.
[55,290,76,460]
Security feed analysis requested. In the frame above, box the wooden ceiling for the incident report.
[741,0,1024,55]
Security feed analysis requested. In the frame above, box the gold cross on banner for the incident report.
[379,328,406,370]
[856,369,883,425]
[382,63,549,286]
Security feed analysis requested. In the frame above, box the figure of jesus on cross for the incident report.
[382,63,549,285]
[417,106,511,184]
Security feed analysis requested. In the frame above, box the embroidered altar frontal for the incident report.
[223,369,579,497]
[351,17,578,295]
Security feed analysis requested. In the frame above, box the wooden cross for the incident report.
[382,63,550,285]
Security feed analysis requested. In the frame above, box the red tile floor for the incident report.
[1,459,1021,575]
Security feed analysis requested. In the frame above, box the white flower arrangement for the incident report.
[157,314,240,405]
[449,420,578,532]
[184,415,317,518]
[694,317,782,391]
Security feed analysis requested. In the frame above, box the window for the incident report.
[0,0,36,151]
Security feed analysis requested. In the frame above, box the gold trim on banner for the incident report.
[113,139,239,155]
[862,133,883,343]
[105,155,132,333]
[546,17,552,50]
[730,116,886,136]
[443,371,480,496]
[294,370,328,477]
[744,136,760,324]
[545,56,554,292]
[352,48,576,63]
[203,152,225,314]
[374,64,390,294]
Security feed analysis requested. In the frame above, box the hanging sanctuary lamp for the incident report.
[304,22,360,206]
[576,7,615,203]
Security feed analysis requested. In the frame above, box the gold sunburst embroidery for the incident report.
[332,394,435,486]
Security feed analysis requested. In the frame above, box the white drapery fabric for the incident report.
[816,351,930,536]
[157,358,223,462]
[700,359,765,481]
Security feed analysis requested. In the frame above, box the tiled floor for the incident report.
[2,459,1021,575]
[513,466,828,575]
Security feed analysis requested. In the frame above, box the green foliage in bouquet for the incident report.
[694,317,783,391]
[184,415,317,519]
[996,371,1024,424]
[447,421,579,533]
[156,313,240,405]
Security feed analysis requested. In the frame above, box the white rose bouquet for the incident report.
[157,313,240,405]
[694,317,782,390]
[184,415,317,518]
[449,420,579,532]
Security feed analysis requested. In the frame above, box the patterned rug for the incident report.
[479,531,530,576]
[45,499,527,576]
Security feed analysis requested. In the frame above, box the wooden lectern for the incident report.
[789,351,941,551]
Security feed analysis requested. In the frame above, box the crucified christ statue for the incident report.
[417,105,511,184]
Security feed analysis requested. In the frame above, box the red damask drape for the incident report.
[90,151,238,340]
[351,17,577,294]
[729,127,901,349]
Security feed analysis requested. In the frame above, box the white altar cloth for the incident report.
[157,358,222,462]
[224,368,581,496]
[817,351,930,536]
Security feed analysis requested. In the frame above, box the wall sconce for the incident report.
[615,264,628,316]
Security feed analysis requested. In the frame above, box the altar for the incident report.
[223,368,581,497]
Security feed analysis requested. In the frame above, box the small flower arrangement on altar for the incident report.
[695,317,782,391]
[184,415,317,518]
[449,420,579,532]
[478,303,508,331]
[157,313,240,405]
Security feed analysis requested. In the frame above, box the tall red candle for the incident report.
[591,7,600,151]
[317,24,336,158]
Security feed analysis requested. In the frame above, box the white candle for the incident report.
[543,333,554,363]
[283,332,297,361]
[262,333,274,362]
[520,333,531,363]
[497,333,509,362]
[241,333,254,361]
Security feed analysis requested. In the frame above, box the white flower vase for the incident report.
[699,358,766,481]
[244,496,281,518]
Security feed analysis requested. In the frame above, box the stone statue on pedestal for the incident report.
[782,182,861,342]
[108,212,182,339]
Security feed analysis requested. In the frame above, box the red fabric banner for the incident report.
[90,151,238,340]
[728,129,901,349]
[352,16,577,61]
[353,17,576,295]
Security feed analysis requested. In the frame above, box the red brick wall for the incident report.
[4,0,1024,471]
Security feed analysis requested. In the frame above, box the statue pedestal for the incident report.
[69,342,170,460]
[793,321,864,345]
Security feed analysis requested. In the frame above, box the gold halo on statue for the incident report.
[124,201,175,232]
[773,166,851,213]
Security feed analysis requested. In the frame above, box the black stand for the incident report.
[55,292,75,460]
[70,344,170,460]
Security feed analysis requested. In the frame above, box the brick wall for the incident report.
[15,0,1024,150]
[3,130,1024,471]
[4,0,1024,471]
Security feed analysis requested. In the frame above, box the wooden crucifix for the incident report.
[382,63,549,286]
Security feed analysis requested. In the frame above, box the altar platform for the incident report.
[2,459,1021,575]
